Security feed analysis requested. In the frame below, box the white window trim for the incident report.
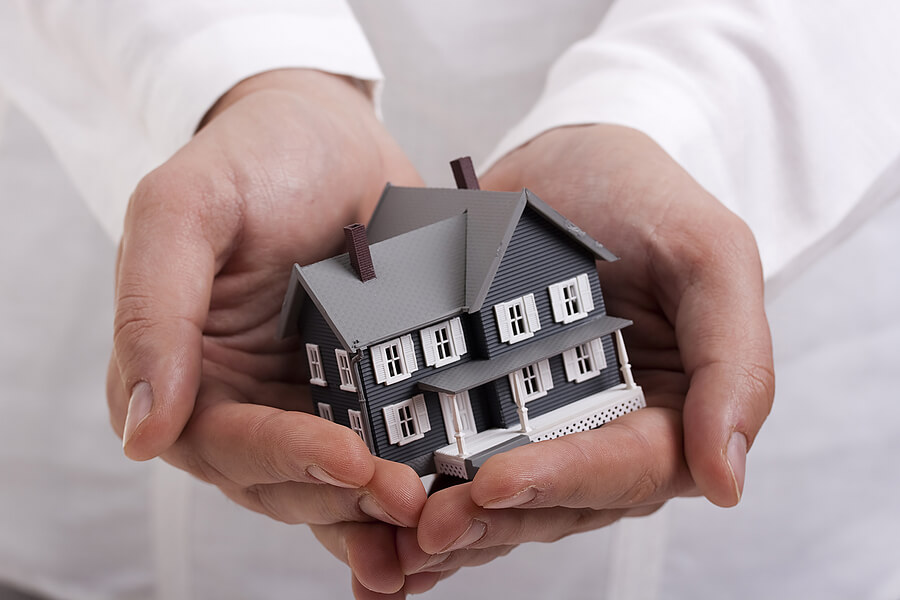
[420,317,468,368]
[562,338,608,383]
[334,349,356,392]
[370,334,419,385]
[508,358,554,402]
[438,391,476,445]
[306,343,327,387]
[494,293,541,344]
[548,273,595,324]
[317,402,334,421]
[348,409,368,445]
[383,394,432,446]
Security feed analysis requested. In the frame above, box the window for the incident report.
[334,349,356,392]
[438,391,476,444]
[370,334,418,385]
[306,343,327,386]
[494,293,541,344]
[420,317,468,368]
[508,359,554,402]
[383,395,432,446]
[348,409,368,444]
[548,274,595,324]
[562,338,608,383]
[317,402,334,421]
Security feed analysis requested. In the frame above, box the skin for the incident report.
[315,125,775,597]
[109,68,774,597]
[106,69,427,535]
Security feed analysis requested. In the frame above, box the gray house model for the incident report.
[277,158,645,479]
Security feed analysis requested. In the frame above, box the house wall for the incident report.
[489,334,623,428]
[470,207,609,359]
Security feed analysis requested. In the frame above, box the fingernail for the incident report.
[726,432,748,503]
[123,382,153,450]
[441,519,487,553]
[358,493,405,527]
[413,552,452,574]
[306,465,357,489]
[482,485,538,509]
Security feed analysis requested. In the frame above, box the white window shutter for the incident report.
[548,283,566,323]
[412,394,431,433]
[538,359,554,390]
[420,328,437,367]
[562,348,579,382]
[449,317,467,356]
[576,273,595,312]
[370,346,387,383]
[382,406,401,444]
[400,334,418,373]
[523,294,541,332]
[590,338,607,370]
[495,303,511,342]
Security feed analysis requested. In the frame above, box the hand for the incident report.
[401,124,774,581]
[106,69,426,530]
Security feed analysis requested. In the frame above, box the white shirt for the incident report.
[1,1,898,598]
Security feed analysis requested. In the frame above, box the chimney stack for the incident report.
[450,156,480,190]
[344,223,375,282]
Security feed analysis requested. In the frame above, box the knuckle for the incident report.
[243,484,293,524]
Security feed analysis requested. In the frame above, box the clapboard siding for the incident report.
[471,208,608,359]
[493,334,623,427]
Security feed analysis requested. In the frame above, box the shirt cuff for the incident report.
[137,13,383,158]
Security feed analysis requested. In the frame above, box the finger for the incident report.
[113,165,241,461]
[468,408,693,512]
[167,382,375,490]
[397,524,515,575]
[659,216,775,506]
[418,482,663,556]
[228,457,424,527]
[312,522,406,595]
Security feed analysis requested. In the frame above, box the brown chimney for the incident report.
[450,156,480,190]
[344,223,375,282]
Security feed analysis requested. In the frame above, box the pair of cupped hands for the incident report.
[107,69,774,599]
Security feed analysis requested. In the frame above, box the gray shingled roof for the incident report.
[417,315,631,394]
[277,185,619,349]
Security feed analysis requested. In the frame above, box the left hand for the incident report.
[395,124,775,585]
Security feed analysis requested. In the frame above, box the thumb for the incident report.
[112,169,220,460]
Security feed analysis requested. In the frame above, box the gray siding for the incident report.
[492,334,623,427]
[471,208,608,359]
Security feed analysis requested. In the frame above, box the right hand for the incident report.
[106,69,426,533]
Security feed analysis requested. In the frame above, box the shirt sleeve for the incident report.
[0,0,382,241]
[483,0,900,292]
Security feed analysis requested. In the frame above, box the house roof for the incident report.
[277,185,619,350]
[417,315,631,394]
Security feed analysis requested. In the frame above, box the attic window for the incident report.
[494,293,541,344]
[548,274,595,324]
[383,394,432,445]
[335,349,356,392]
[306,344,327,387]
[562,338,608,383]
[509,359,554,402]
[420,317,468,368]
[371,335,419,385]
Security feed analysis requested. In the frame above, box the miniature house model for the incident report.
[277,158,645,479]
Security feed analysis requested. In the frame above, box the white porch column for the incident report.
[615,329,636,389]
[449,392,468,456]
[511,382,531,432]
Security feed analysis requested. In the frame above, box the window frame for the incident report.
[382,394,432,446]
[348,409,368,445]
[420,317,468,368]
[562,338,608,383]
[306,343,327,387]
[494,293,542,344]
[334,349,356,392]
[508,358,554,403]
[317,402,334,421]
[370,334,419,385]
[548,274,595,324]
